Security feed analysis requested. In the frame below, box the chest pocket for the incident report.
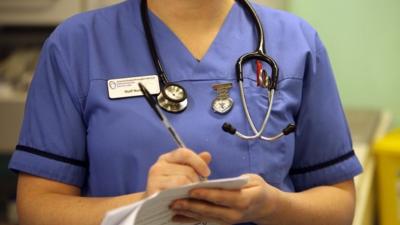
[240,74,302,188]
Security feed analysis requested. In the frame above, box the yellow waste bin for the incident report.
[374,129,400,225]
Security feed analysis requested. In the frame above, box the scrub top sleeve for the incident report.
[8,39,87,188]
[289,35,362,192]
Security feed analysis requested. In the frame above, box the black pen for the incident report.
[139,83,208,181]
[138,82,187,148]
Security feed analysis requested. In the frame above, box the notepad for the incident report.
[101,176,248,225]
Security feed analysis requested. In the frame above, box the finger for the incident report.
[240,174,264,187]
[147,174,194,195]
[171,199,243,224]
[173,210,228,225]
[171,214,198,223]
[155,163,200,183]
[147,176,182,194]
[160,148,211,177]
[189,188,246,209]
[198,151,212,165]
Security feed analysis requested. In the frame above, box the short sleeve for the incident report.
[8,38,87,187]
[289,35,362,191]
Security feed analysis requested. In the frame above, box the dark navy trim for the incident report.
[289,150,355,175]
[16,145,88,168]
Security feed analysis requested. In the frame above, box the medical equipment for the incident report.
[139,82,187,148]
[221,0,296,141]
[139,82,215,182]
[141,0,188,113]
[140,0,295,140]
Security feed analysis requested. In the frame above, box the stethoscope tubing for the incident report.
[237,83,284,141]
[236,52,279,89]
[237,0,266,53]
[236,83,274,139]
[140,0,295,140]
[140,0,169,85]
[225,0,283,141]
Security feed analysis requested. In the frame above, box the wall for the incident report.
[255,0,287,9]
[288,0,400,127]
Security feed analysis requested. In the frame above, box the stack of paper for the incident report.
[101,176,248,225]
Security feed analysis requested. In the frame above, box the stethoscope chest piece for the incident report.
[212,83,234,114]
[157,83,188,113]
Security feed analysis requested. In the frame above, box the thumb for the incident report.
[198,151,212,165]
[240,173,264,187]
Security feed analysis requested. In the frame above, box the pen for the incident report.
[138,82,187,148]
[139,83,207,181]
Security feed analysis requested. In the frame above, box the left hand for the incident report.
[170,174,281,225]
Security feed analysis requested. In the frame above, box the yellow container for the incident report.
[374,129,400,225]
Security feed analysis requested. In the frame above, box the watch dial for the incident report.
[212,98,233,114]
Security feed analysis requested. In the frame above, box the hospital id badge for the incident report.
[107,75,160,99]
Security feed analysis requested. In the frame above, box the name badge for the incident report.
[107,75,160,99]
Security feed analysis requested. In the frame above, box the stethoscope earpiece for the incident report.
[282,124,296,135]
[222,122,296,141]
[222,123,237,135]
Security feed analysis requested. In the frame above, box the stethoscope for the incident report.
[140,0,295,140]
[140,0,188,113]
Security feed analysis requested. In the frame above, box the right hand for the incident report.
[145,148,212,197]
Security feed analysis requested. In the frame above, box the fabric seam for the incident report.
[16,145,88,168]
[289,150,355,175]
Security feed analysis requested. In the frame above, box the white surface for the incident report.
[101,176,248,225]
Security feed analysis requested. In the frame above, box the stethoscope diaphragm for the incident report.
[157,83,188,113]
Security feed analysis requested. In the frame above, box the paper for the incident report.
[101,176,248,225]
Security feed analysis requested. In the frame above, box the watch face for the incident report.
[212,98,233,114]
[164,84,186,102]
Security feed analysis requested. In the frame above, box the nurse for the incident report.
[9,0,362,224]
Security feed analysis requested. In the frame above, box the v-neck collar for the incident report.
[148,3,239,63]
[128,0,252,82]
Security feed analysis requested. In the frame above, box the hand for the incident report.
[170,174,280,225]
[145,148,212,197]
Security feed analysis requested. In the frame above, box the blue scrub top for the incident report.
[10,0,361,203]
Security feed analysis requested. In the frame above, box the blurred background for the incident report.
[0,0,399,225]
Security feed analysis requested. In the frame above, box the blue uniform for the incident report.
[10,0,361,211]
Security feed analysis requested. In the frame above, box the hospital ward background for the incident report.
[0,0,399,224]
